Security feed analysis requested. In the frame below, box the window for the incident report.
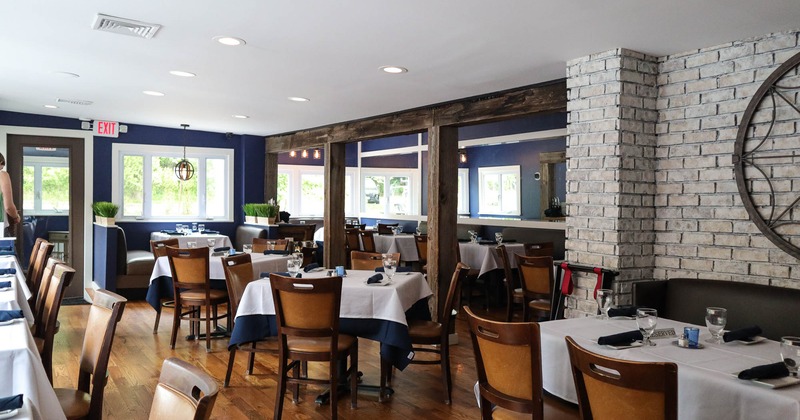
[360,169,418,216]
[22,156,70,215]
[458,168,469,215]
[112,144,234,221]
[478,165,520,215]
[277,165,356,217]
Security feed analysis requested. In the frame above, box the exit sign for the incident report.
[93,120,119,138]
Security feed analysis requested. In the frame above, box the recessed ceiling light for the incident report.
[43,105,58,109]
[143,90,165,96]
[52,71,80,78]
[380,66,408,74]
[232,115,249,119]
[169,70,196,77]
[288,97,310,102]
[213,36,246,46]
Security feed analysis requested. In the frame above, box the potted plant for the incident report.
[243,203,259,224]
[92,201,119,226]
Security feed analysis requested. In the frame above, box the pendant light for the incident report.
[174,124,195,181]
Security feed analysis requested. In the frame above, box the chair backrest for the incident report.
[359,230,376,253]
[350,251,391,271]
[151,238,180,258]
[344,228,361,253]
[377,223,398,235]
[515,254,554,298]
[524,242,554,257]
[252,238,292,253]
[34,257,62,337]
[414,234,428,265]
[149,357,219,420]
[565,336,678,420]
[496,244,517,321]
[439,263,470,328]
[270,274,343,349]
[465,306,544,418]
[27,240,54,303]
[166,247,210,290]
[277,224,316,241]
[221,253,255,320]
[299,245,316,267]
[78,289,128,420]
[26,237,46,281]
[37,262,75,383]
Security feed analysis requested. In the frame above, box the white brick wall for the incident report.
[565,30,800,318]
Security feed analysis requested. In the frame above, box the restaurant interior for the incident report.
[1,2,800,419]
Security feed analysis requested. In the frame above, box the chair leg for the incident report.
[275,355,287,420]
[379,358,390,402]
[350,343,358,409]
[224,348,237,387]
[170,303,180,349]
[291,362,300,403]
[153,307,161,334]
[247,343,257,374]
[205,304,212,352]
[330,356,339,420]
[441,340,452,405]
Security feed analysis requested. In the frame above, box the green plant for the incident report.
[242,203,258,217]
[91,201,119,218]
[265,202,278,218]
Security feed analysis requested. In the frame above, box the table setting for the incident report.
[150,225,232,249]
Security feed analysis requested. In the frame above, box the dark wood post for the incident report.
[264,152,278,203]
[323,142,346,268]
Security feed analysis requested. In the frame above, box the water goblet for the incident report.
[636,308,658,346]
[781,336,800,377]
[495,232,503,244]
[207,238,216,249]
[287,259,300,277]
[705,307,727,344]
[595,289,614,319]
[242,244,253,254]
[382,257,397,283]
[192,222,198,232]
[415,227,421,235]
[187,241,197,249]
[198,224,205,233]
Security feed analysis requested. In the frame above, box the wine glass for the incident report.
[780,336,800,377]
[207,238,216,249]
[192,222,198,232]
[636,308,658,346]
[382,256,397,283]
[287,259,300,278]
[595,289,614,320]
[198,224,205,233]
[705,307,727,344]
[242,244,252,254]
[186,241,197,249]
[495,232,503,244]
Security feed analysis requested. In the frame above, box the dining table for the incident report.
[150,231,233,249]
[539,316,800,419]
[373,233,419,262]
[458,241,526,277]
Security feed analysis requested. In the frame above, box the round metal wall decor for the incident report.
[733,51,800,259]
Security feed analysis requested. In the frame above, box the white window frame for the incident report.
[22,155,70,216]
[111,143,234,222]
[278,164,357,217]
[359,168,419,217]
[458,168,469,215]
[478,165,521,216]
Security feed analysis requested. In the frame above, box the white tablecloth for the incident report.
[539,316,800,420]
[236,270,432,326]
[458,242,525,277]
[150,232,232,249]
[0,309,66,420]
[374,234,419,262]
[150,252,293,282]
[0,273,34,325]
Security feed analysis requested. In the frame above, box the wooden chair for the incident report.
[377,223,398,235]
[497,244,523,322]
[344,228,362,268]
[466,307,580,420]
[394,263,469,404]
[252,238,291,253]
[166,247,229,352]
[25,237,46,287]
[277,224,316,242]
[26,240,54,308]
[299,245,316,267]
[221,253,276,387]
[150,239,180,333]
[360,230,376,253]
[565,336,678,420]
[351,251,398,271]
[270,274,358,420]
[149,357,220,420]
[413,234,427,273]
[524,242,554,257]
[34,260,74,384]
[515,254,555,321]
[55,289,127,420]
[456,241,485,309]
[32,257,60,336]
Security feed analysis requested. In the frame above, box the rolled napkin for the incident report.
[214,247,230,253]
[265,272,301,278]
[0,394,23,411]
[0,268,16,275]
[303,263,320,272]
[597,330,643,346]
[607,306,639,318]
[0,310,24,322]
[367,273,384,284]
[738,362,789,380]
[0,251,14,256]
[0,246,12,252]
[201,230,220,234]
[263,250,290,255]
[723,325,763,343]
[160,230,182,235]
[374,266,413,273]
[0,281,11,289]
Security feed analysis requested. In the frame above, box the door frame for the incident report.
[0,125,94,300]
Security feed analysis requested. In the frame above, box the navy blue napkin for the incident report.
[264,272,301,278]
[607,306,639,318]
[0,394,23,411]
[263,250,290,255]
[0,281,11,289]
[724,325,762,343]
[367,274,383,284]
[374,266,413,273]
[0,268,15,275]
[0,246,12,252]
[201,230,220,234]
[160,230,182,235]
[597,330,643,346]
[0,251,14,256]
[0,310,24,322]
[738,362,789,380]
[214,247,230,253]
[303,263,319,272]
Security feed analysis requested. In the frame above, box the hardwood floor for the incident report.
[51,299,573,419]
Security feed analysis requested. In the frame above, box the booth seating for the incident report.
[235,225,269,251]
[632,278,800,341]
[113,226,155,299]
[501,227,566,260]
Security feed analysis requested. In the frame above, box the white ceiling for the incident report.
[1,1,798,137]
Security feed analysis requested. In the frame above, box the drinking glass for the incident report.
[192,222,198,232]
[382,257,397,282]
[415,227,421,235]
[595,289,614,319]
[242,244,253,254]
[781,336,800,377]
[636,308,658,346]
[705,307,727,344]
[198,224,205,233]
[495,232,503,244]
[187,241,197,249]
[207,238,216,248]
[287,259,300,277]
[469,230,478,243]
[376,220,382,230]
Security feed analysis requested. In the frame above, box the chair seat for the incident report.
[491,394,580,420]
[150,383,200,419]
[287,334,357,353]
[528,300,550,312]
[55,388,91,420]
[179,289,228,303]
[408,320,442,339]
